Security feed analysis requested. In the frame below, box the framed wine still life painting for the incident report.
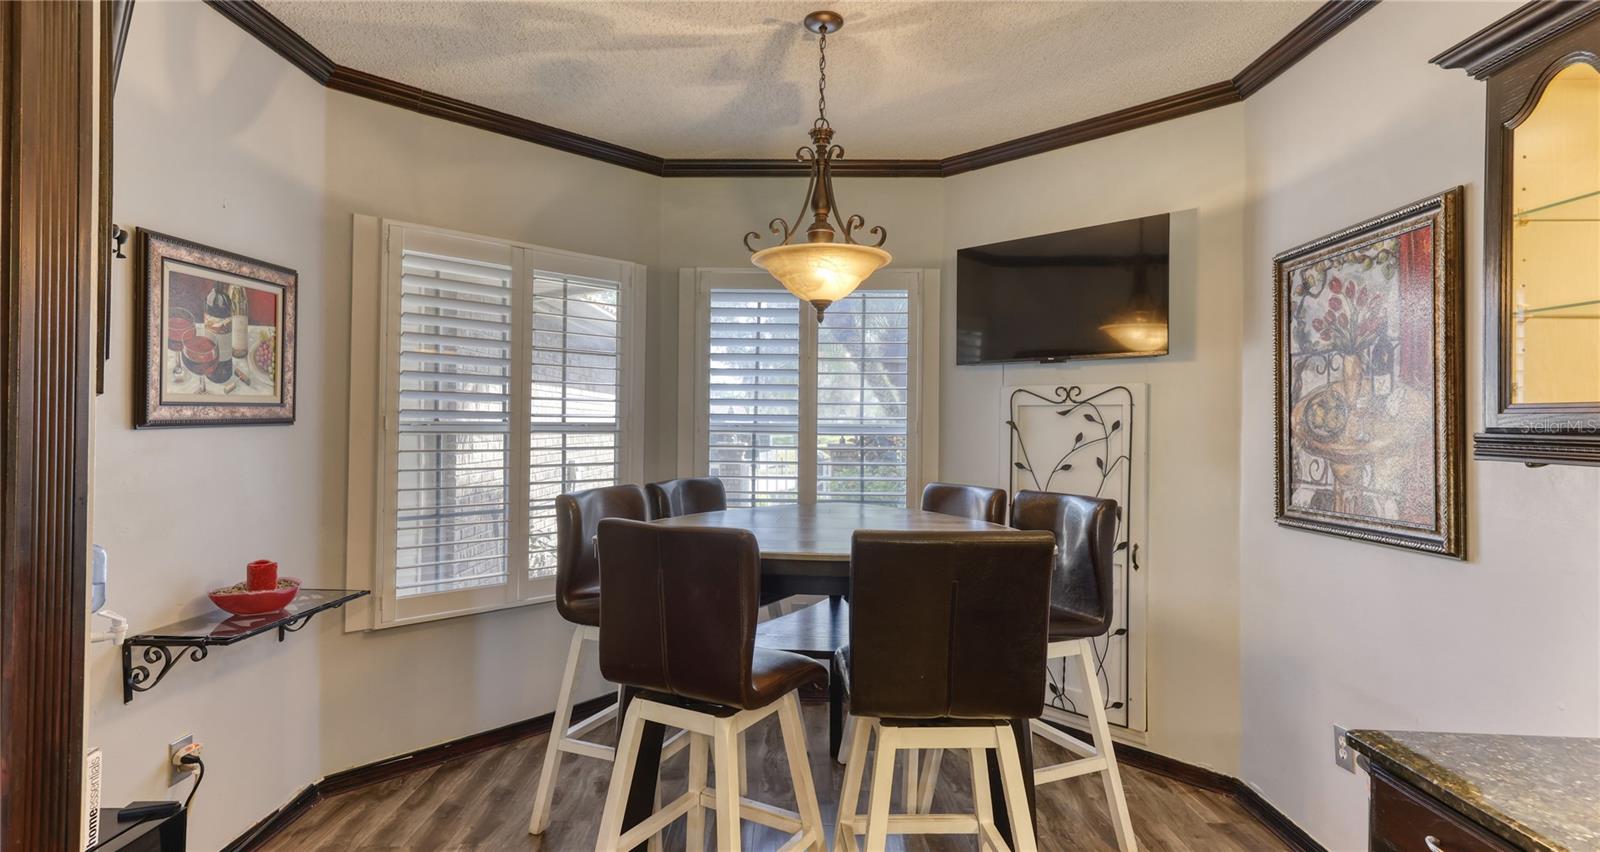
[1273,187,1465,558]
[136,230,297,427]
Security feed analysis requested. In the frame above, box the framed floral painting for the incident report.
[135,230,297,427]
[1273,188,1464,558]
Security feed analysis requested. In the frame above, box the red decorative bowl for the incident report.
[209,577,301,615]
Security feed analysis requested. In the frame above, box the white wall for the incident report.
[90,3,329,848]
[941,106,1249,773]
[1240,3,1600,849]
[318,91,661,774]
[92,4,664,847]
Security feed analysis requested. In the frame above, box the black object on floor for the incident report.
[90,805,186,851]
[117,801,181,822]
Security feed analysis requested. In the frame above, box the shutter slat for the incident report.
[527,274,625,572]
[707,289,801,507]
[395,243,514,599]
[817,290,912,507]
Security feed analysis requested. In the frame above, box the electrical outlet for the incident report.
[1333,725,1356,773]
[167,734,195,786]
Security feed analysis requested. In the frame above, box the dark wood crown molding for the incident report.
[661,158,944,178]
[325,66,665,175]
[941,81,1242,176]
[203,0,333,82]
[1234,0,1378,96]
[204,0,1377,178]
[1432,0,1600,78]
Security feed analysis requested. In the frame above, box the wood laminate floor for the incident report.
[261,704,1289,851]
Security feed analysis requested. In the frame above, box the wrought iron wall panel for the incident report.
[1005,384,1147,732]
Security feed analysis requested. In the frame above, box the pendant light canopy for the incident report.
[745,11,890,322]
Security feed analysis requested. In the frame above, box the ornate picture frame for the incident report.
[1273,188,1465,558]
[135,230,297,427]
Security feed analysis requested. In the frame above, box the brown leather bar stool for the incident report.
[914,490,1137,849]
[1014,490,1136,850]
[882,482,1009,796]
[643,475,726,519]
[834,529,1054,852]
[593,520,828,852]
[920,481,1008,524]
[529,485,656,838]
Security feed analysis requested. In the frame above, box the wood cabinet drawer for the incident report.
[1370,768,1516,852]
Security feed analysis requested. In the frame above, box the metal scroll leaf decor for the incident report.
[1007,385,1137,722]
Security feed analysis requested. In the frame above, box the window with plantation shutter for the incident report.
[816,290,911,505]
[395,247,513,599]
[707,290,802,506]
[528,268,623,582]
[686,269,933,508]
[362,223,643,627]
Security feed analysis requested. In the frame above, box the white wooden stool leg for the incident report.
[647,789,663,852]
[970,747,1002,852]
[777,693,827,850]
[1077,641,1137,851]
[901,748,919,812]
[530,627,586,834]
[836,714,856,765]
[834,716,873,852]
[915,749,943,814]
[737,729,749,796]
[685,733,709,852]
[712,718,743,852]
[593,700,646,852]
[863,726,899,852]
[995,725,1037,852]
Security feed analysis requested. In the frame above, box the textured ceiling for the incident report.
[261,1,1320,159]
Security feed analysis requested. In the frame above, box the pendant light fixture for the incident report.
[744,11,890,322]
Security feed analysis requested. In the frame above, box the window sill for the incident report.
[345,591,557,633]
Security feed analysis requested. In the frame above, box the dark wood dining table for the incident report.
[617,503,1038,850]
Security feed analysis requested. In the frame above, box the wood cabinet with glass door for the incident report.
[1437,3,1600,465]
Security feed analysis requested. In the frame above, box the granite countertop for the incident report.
[1347,730,1600,852]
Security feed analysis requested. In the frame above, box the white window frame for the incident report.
[345,216,645,630]
[676,267,940,505]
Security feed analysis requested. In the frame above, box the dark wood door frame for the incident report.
[1,1,99,849]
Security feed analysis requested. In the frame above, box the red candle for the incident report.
[247,560,278,592]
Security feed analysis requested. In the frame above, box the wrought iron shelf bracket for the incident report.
[120,589,369,703]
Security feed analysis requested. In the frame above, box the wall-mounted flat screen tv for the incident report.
[956,213,1170,364]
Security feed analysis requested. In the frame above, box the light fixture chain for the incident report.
[816,29,828,128]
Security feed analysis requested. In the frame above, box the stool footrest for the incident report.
[556,738,615,761]
[840,813,983,835]
[1034,755,1109,784]
[614,789,699,850]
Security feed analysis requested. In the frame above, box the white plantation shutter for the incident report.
[395,244,513,598]
[374,224,642,626]
[691,272,927,508]
[707,290,801,506]
[816,290,911,505]
[529,269,622,581]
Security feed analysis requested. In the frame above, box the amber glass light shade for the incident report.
[751,242,892,318]
[1099,311,1169,353]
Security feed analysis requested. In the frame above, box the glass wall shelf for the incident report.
[1514,188,1600,222]
[1517,298,1600,320]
